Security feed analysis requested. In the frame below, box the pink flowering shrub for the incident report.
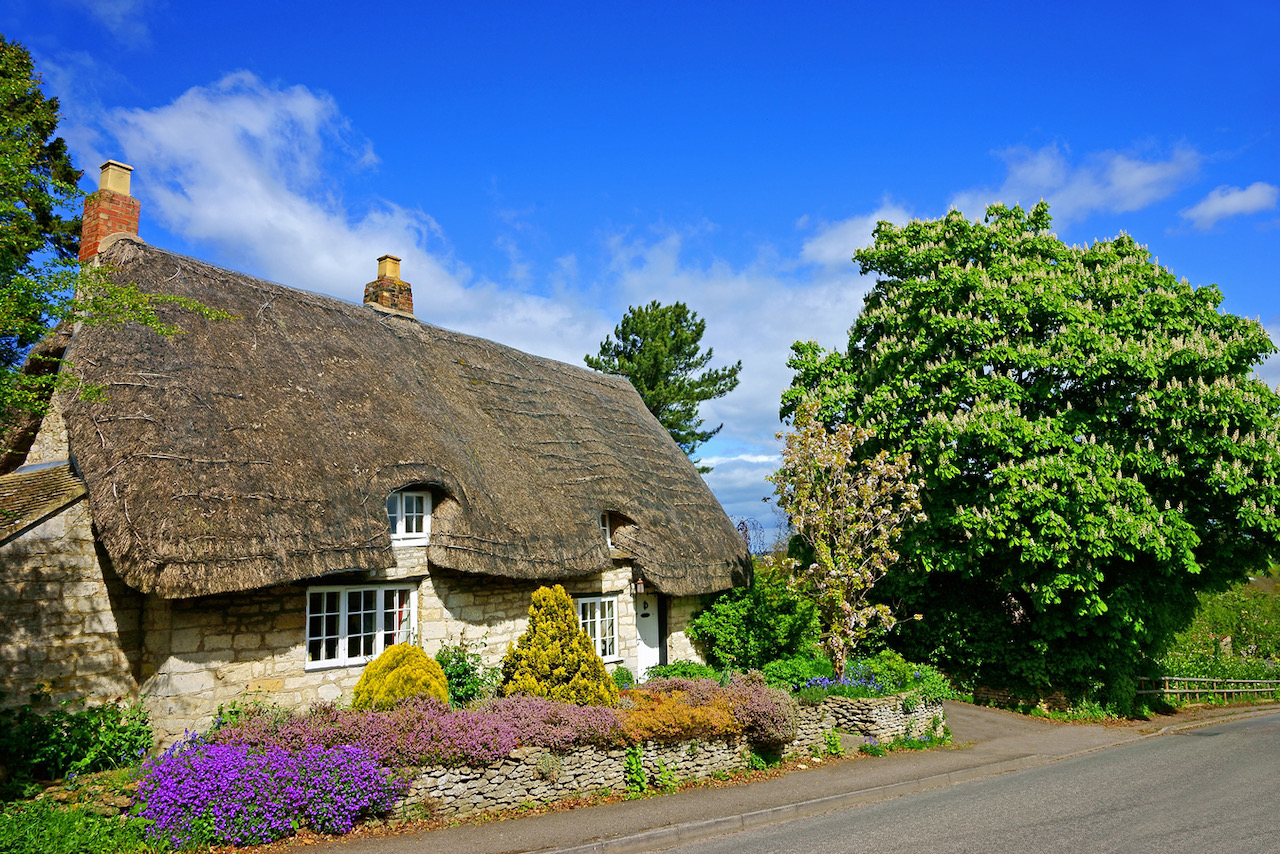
[626,673,797,746]
[209,695,627,767]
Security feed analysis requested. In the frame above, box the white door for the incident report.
[634,594,661,679]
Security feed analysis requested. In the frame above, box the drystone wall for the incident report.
[402,738,745,815]
[401,692,948,818]
[823,694,947,743]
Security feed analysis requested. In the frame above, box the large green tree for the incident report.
[783,202,1280,705]
[1,35,81,371]
[586,300,741,470]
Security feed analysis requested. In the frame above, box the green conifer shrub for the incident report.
[500,585,620,707]
[352,643,450,710]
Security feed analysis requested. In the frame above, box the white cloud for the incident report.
[950,144,1201,225]
[69,0,157,47]
[800,202,912,268]
[1181,182,1279,230]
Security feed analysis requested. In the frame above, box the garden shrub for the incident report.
[722,671,799,746]
[621,688,742,742]
[353,643,450,710]
[612,665,636,690]
[435,638,499,707]
[135,735,404,847]
[687,563,819,670]
[500,585,619,707]
[0,694,151,799]
[800,651,956,705]
[209,694,628,767]
[761,654,835,689]
[643,660,720,682]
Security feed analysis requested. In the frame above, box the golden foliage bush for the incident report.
[352,643,450,710]
[500,585,619,707]
[620,689,742,742]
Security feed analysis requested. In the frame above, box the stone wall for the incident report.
[823,694,947,743]
[0,499,142,707]
[403,738,745,816]
[401,694,951,818]
[664,595,701,664]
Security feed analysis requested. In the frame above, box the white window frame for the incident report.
[600,512,612,549]
[577,594,620,662]
[387,489,432,545]
[305,583,417,669]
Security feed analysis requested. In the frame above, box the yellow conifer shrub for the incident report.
[352,643,450,710]
[500,585,620,707]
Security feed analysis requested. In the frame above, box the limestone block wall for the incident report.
[138,584,360,743]
[403,737,746,816]
[823,694,947,742]
[0,499,142,707]
[664,594,702,663]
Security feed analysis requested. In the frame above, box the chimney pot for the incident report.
[377,254,401,281]
[99,160,133,195]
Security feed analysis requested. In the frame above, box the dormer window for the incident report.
[600,512,612,549]
[387,489,432,544]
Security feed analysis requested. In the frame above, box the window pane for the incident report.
[386,495,400,535]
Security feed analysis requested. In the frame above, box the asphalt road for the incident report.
[655,712,1280,854]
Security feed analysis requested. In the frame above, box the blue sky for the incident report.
[6,1,1277,544]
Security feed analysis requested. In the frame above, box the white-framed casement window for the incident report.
[577,594,619,661]
[599,513,612,549]
[306,584,416,668]
[387,489,432,544]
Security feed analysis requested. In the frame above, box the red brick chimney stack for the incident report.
[79,161,140,262]
[363,254,414,317]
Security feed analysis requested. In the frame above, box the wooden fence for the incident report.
[1136,676,1280,700]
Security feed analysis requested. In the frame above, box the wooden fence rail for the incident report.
[1135,676,1280,699]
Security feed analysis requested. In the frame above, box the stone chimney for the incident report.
[79,160,141,262]
[363,254,414,318]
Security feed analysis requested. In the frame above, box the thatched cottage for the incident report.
[1,161,749,740]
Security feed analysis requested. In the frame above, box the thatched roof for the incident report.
[58,237,749,598]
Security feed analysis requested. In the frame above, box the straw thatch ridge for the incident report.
[59,238,749,598]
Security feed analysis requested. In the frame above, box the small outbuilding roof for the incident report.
[57,237,749,598]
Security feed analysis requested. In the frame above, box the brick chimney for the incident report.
[79,160,141,262]
[363,254,414,318]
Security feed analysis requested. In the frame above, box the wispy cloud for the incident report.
[950,144,1201,225]
[69,0,157,48]
[800,202,912,269]
[1181,182,1279,230]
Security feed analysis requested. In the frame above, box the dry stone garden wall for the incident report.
[400,692,948,817]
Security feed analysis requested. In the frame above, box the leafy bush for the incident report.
[621,688,742,743]
[500,585,619,707]
[0,694,151,799]
[687,564,819,670]
[0,798,152,854]
[643,660,720,682]
[435,638,500,707]
[135,735,404,847]
[721,671,799,746]
[353,643,450,710]
[800,651,956,705]
[761,654,835,689]
[612,666,636,691]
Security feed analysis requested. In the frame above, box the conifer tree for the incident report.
[500,585,619,707]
